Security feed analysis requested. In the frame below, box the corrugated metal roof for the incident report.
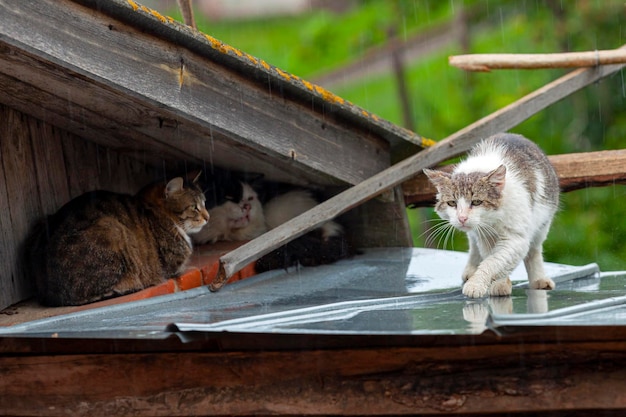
[1,248,615,340]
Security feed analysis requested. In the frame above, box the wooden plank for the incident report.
[551,149,626,192]
[403,149,626,207]
[61,133,102,198]
[29,121,71,215]
[0,117,17,311]
[450,49,626,71]
[94,145,159,195]
[0,0,392,187]
[2,340,626,415]
[212,57,626,289]
[0,106,42,307]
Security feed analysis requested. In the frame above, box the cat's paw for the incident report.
[462,264,478,282]
[462,279,489,298]
[530,277,555,290]
[489,277,512,297]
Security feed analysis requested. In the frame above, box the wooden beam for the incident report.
[0,0,395,187]
[450,49,626,72]
[2,336,626,415]
[212,52,626,289]
[551,149,626,191]
[403,149,626,207]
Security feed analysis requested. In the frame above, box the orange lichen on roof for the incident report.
[245,53,258,66]
[204,34,246,58]
[259,60,271,70]
[421,137,437,147]
[275,68,292,82]
[127,0,176,25]
[312,85,345,105]
[142,5,168,23]
[300,79,348,106]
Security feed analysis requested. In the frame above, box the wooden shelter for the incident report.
[0,0,432,311]
[2,0,626,415]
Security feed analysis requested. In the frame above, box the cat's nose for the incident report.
[458,215,468,225]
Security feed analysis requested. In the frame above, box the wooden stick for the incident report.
[403,149,626,207]
[450,49,626,72]
[177,0,196,29]
[210,55,626,291]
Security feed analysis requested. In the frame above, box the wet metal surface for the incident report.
[1,248,620,340]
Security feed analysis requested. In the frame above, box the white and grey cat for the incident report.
[424,133,559,298]
[192,182,266,244]
[191,175,350,270]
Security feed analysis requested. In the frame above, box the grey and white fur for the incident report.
[424,133,559,298]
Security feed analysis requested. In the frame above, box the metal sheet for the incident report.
[0,248,612,339]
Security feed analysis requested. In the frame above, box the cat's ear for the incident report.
[486,165,506,191]
[165,177,185,198]
[423,168,450,188]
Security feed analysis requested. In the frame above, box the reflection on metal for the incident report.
[1,248,618,340]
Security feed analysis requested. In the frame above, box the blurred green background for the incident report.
[165,0,626,271]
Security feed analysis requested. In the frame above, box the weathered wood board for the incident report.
[2,331,626,416]
[0,0,405,187]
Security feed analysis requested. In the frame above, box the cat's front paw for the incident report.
[489,277,512,297]
[462,264,478,283]
[530,277,555,290]
[462,279,489,298]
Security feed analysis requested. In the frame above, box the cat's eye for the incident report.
[446,201,457,208]
[471,200,483,207]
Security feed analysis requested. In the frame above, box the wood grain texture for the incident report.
[28,121,71,214]
[0,0,391,187]
[403,149,626,207]
[2,336,626,415]
[0,107,41,305]
[450,49,626,71]
[0,128,17,310]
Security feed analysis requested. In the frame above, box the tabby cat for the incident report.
[29,176,209,306]
[424,133,559,298]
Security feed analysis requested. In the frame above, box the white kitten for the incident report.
[424,133,559,298]
[192,183,266,244]
[264,189,343,239]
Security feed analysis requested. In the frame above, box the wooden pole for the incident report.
[177,0,196,29]
[210,54,626,291]
[449,49,626,72]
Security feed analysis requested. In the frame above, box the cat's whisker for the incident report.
[421,220,453,249]
[423,220,457,250]
[418,219,448,238]
[442,223,457,251]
